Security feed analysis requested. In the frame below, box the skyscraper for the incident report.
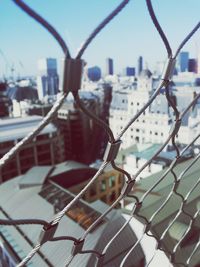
[188,58,197,73]
[178,51,189,72]
[137,56,143,75]
[37,58,59,100]
[87,66,101,81]
[124,67,135,76]
[106,58,114,75]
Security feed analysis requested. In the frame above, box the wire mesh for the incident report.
[0,0,200,266]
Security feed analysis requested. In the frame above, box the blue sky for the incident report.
[0,0,200,77]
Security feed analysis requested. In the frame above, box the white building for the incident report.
[109,69,172,148]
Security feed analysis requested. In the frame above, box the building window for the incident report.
[37,143,50,153]
[0,141,14,149]
[109,191,116,202]
[36,133,49,141]
[136,157,139,168]
[19,147,34,157]
[90,185,97,197]
[135,136,139,143]
[148,164,151,172]
[109,176,115,187]
[100,180,106,192]
[100,195,107,203]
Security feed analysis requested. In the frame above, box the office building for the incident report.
[188,58,197,73]
[109,69,172,148]
[0,116,64,182]
[178,52,189,72]
[124,67,135,76]
[37,58,59,100]
[87,66,101,81]
[105,58,114,75]
[137,56,143,75]
[57,92,102,164]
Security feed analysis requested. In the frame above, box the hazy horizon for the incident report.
[1,0,200,77]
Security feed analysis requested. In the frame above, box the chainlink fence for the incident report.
[0,0,200,266]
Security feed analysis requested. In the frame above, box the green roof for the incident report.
[115,143,160,164]
[127,157,200,225]
[131,144,162,161]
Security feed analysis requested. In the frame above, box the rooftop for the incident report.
[127,158,200,225]
[0,173,145,267]
[0,115,57,142]
[130,143,162,161]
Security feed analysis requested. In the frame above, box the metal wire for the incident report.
[145,0,172,58]
[0,218,48,227]
[0,1,200,267]
[0,92,68,169]
[76,0,130,59]
[73,91,115,143]
[13,0,71,57]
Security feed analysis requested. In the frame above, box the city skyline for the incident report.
[0,0,200,77]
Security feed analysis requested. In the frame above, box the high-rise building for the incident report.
[137,56,143,75]
[87,66,101,81]
[37,58,59,100]
[188,58,197,73]
[124,67,135,76]
[57,92,102,164]
[105,58,114,75]
[178,51,189,72]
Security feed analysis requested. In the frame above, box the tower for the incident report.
[87,66,101,81]
[178,52,189,72]
[37,58,59,100]
[137,56,143,75]
[188,58,197,73]
[125,67,135,76]
[106,58,114,75]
